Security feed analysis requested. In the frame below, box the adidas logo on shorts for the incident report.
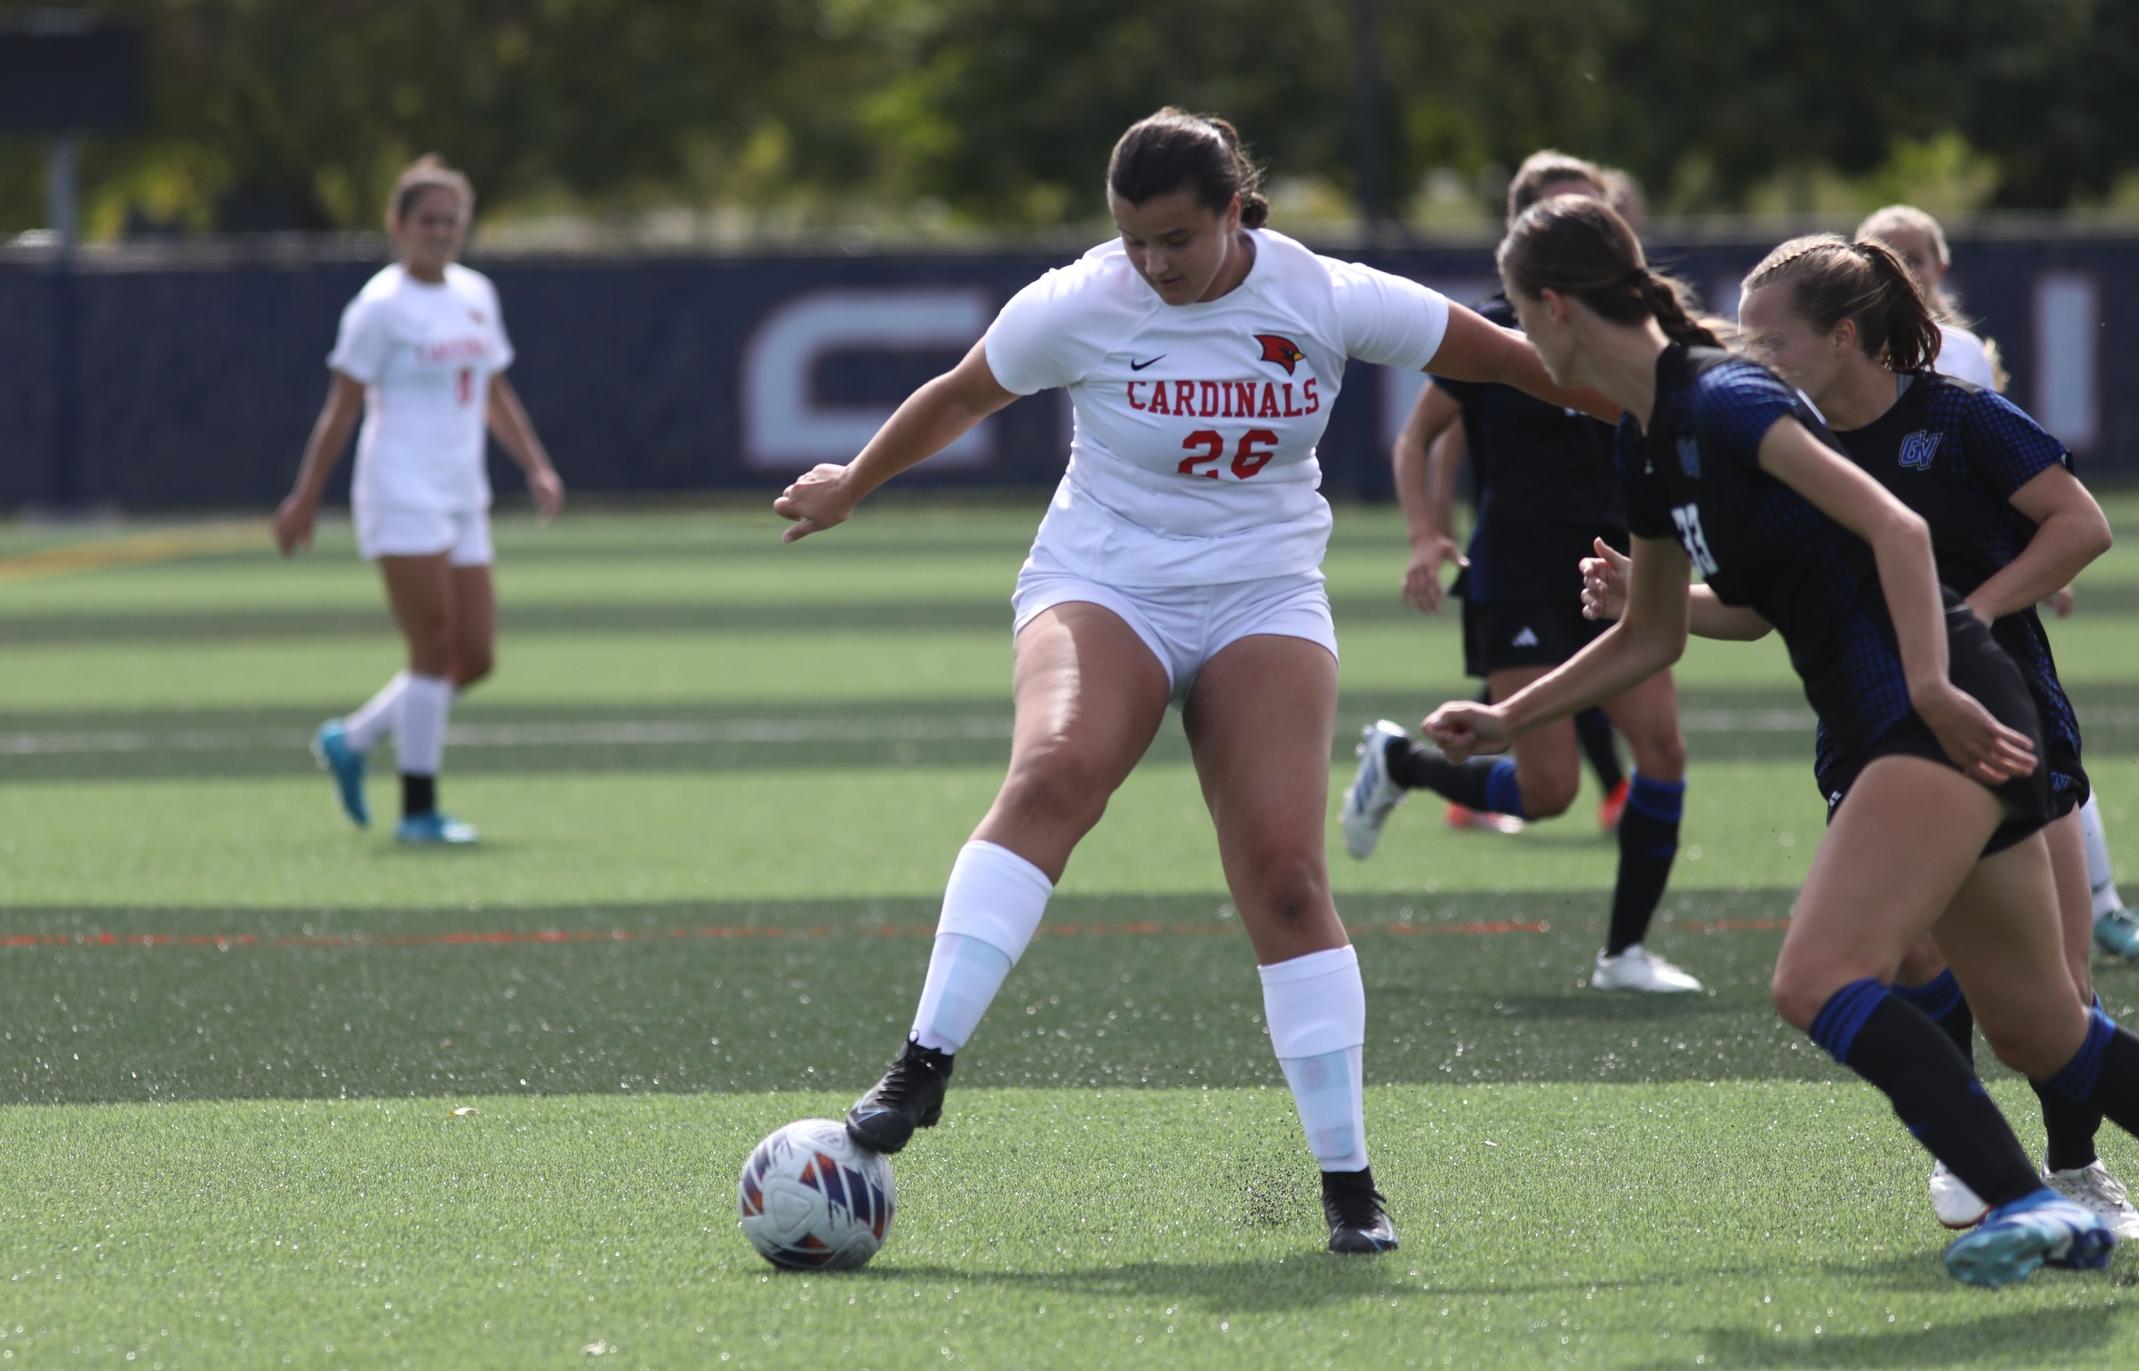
[1511,627,1540,648]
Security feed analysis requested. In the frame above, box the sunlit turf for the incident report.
[1,1085,2132,1369]
[5,497,2139,1367]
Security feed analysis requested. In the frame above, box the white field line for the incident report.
[4,705,2135,758]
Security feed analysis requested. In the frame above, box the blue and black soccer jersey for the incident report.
[1434,294,1624,607]
[1829,371,2083,780]
[1617,345,1917,768]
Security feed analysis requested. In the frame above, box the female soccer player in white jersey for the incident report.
[273,155,563,845]
[1858,204,2139,959]
[1436,194,2139,1287]
[773,108,1611,1255]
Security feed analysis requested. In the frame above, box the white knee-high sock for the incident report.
[1259,944,1369,1173]
[2083,794,2126,917]
[910,841,1054,1053]
[344,671,409,753]
[395,673,453,776]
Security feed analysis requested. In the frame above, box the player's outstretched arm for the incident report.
[774,340,1017,544]
[486,373,565,521]
[1426,535,1690,760]
[1424,304,1620,424]
[274,372,365,556]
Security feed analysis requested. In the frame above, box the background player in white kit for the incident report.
[1858,203,2138,957]
[774,108,1612,1254]
[273,155,564,845]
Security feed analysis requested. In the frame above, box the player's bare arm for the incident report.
[274,371,366,555]
[1962,465,2111,625]
[1756,414,2035,783]
[775,340,1018,543]
[486,373,565,520]
[1393,381,1466,613]
[1425,304,1619,423]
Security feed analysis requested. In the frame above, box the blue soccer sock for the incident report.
[1892,968,1973,1068]
[1605,773,1682,955]
[1810,978,2039,1207]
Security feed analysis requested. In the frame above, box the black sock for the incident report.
[2036,1006,2139,1164]
[1892,970,1974,1069]
[401,773,437,819]
[1605,774,1682,955]
[1810,979,2040,1208]
[1384,739,1524,815]
[2032,1077,2104,1174]
[1575,707,1625,792]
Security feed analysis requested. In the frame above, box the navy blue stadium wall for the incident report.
[0,236,2129,509]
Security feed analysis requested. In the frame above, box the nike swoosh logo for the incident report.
[1129,355,1165,371]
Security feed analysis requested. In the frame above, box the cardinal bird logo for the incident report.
[1255,334,1306,374]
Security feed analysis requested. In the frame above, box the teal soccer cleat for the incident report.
[2094,906,2139,960]
[310,721,369,828]
[394,812,478,846]
[1942,1188,2114,1288]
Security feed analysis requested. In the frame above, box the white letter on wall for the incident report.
[743,289,995,471]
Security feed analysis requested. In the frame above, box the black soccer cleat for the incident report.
[1322,1167,1399,1254]
[844,1038,954,1154]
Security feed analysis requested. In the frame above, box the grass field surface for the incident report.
[4,496,2139,1367]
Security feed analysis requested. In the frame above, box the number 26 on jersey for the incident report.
[1178,429,1278,481]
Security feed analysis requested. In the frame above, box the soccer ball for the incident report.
[737,1118,895,1271]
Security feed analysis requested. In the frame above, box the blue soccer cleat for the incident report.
[310,720,369,828]
[1942,1187,2114,1288]
[2094,905,2139,960]
[393,812,478,846]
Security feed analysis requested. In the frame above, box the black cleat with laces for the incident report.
[844,1038,954,1154]
[1322,1166,1399,1254]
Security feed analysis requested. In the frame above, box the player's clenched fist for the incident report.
[774,464,858,543]
[1422,700,1512,763]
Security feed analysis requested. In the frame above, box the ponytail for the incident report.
[1204,116,1270,229]
[1634,271,1723,349]
[1498,195,1716,343]
[1743,233,1941,372]
[1852,238,1943,372]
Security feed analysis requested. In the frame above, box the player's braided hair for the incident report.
[388,153,475,232]
[1497,195,1720,348]
[1742,234,1943,373]
[1109,107,1269,229]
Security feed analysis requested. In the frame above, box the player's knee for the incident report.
[1769,969,1828,1033]
[1982,1024,2070,1080]
[997,743,1112,835]
[454,646,495,690]
[1518,770,1577,819]
[1628,729,1686,781]
[404,623,455,675]
[1246,852,1329,928]
[1893,940,1945,987]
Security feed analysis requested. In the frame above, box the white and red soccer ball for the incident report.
[738,1118,895,1270]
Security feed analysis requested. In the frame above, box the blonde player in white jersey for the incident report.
[273,155,564,845]
[1858,204,2138,958]
[773,108,1614,1254]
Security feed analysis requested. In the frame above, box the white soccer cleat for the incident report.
[1930,1162,1991,1229]
[2045,1160,2139,1240]
[1589,944,1704,993]
[1341,720,1411,860]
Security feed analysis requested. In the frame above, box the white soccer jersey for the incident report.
[1936,323,1997,391]
[328,262,514,514]
[983,229,1451,586]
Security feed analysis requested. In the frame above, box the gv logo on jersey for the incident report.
[1676,436,1701,478]
[1255,334,1307,374]
[1898,431,1943,470]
